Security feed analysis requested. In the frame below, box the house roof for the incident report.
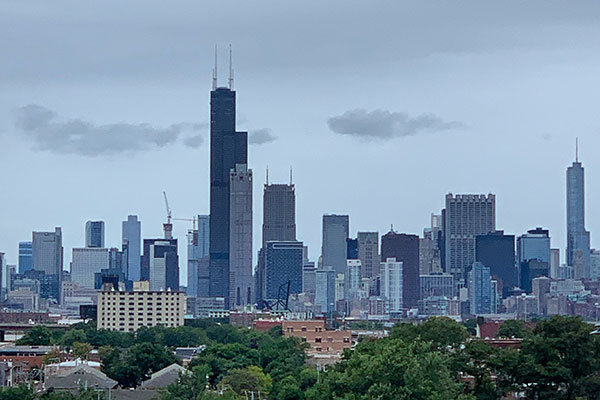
[140,363,187,389]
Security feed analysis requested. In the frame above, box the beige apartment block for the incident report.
[98,286,185,332]
[282,320,352,356]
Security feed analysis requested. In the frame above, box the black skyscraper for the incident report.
[475,231,516,297]
[208,59,248,306]
[380,230,420,308]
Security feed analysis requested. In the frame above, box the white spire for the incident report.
[228,44,234,90]
[212,45,218,90]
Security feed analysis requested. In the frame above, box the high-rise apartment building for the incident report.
[122,215,141,282]
[443,193,496,288]
[475,231,516,296]
[229,164,253,307]
[18,242,33,274]
[567,151,591,278]
[71,248,109,289]
[420,273,454,299]
[468,261,493,315]
[315,266,336,314]
[85,221,105,248]
[209,72,248,308]
[187,215,210,297]
[357,232,379,279]
[381,258,403,313]
[32,228,63,302]
[380,231,419,308]
[322,215,349,274]
[262,182,296,247]
[142,239,179,292]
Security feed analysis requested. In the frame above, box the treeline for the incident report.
[6,316,600,399]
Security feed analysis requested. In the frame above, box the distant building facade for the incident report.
[18,242,33,274]
[142,239,179,292]
[380,231,419,308]
[71,248,109,289]
[85,221,105,248]
[122,215,141,282]
[322,215,349,275]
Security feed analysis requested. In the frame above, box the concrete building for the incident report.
[122,215,141,282]
[85,221,105,248]
[229,164,253,308]
[18,242,33,274]
[345,260,362,296]
[357,232,379,279]
[262,181,296,247]
[142,239,179,292]
[443,194,496,289]
[591,250,600,279]
[71,248,109,289]
[97,286,185,331]
[322,215,349,275]
[302,261,317,297]
[420,273,454,299]
[567,150,591,278]
[32,228,62,302]
[282,320,352,359]
[550,248,561,279]
[380,231,419,308]
[381,258,403,313]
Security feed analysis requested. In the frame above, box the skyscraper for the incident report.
[357,232,379,279]
[380,230,420,308]
[122,215,141,282]
[262,181,296,247]
[443,193,496,288]
[315,266,336,314]
[229,164,253,307]
[85,221,105,248]
[475,231,516,296]
[322,215,349,274]
[517,228,551,292]
[187,215,209,297]
[567,147,591,278]
[32,227,63,302]
[142,239,179,291]
[209,56,248,308]
[71,248,109,288]
[468,261,493,315]
[381,258,403,313]
[261,241,304,302]
[18,241,33,274]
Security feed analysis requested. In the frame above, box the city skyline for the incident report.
[3,2,600,287]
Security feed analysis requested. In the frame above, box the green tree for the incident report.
[392,317,469,351]
[17,325,53,345]
[59,329,87,348]
[160,365,210,400]
[0,385,36,400]
[221,366,272,397]
[496,320,530,339]
[72,342,92,360]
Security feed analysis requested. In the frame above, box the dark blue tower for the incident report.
[209,47,247,307]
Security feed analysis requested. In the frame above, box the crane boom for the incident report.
[163,191,172,223]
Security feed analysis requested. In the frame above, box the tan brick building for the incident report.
[282,320,352,357]
[97,286,185,332]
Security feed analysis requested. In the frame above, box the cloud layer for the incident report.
[249,128,277,145]
[14,104,206,156]
[327,109,464,140]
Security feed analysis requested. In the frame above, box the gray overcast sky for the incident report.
[2,1,600,284]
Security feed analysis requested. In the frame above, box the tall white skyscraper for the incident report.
[122,215,141,282]
[381,257,403,313]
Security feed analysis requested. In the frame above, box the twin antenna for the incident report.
[212,44,234,90]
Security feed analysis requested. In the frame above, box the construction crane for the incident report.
[162,191,173,239]
[173,216,197,231]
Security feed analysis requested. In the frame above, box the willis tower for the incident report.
[209,47,248,307]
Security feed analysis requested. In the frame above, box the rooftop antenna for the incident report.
[390,224,394,233]
[266,165,269,185]
[228,44,234,90]
[212,45,218,90]
[576,137,579,162]
[289,166,293,185]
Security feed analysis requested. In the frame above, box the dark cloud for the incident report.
[249,128,277,145]
[14,104,206,156]
[327,109,464,140]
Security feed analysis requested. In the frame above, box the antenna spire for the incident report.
[289,166,293,185]
[576,137,579,162]
[266,165,269,185]
[228,44,234,90]
[212,45,218,90]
